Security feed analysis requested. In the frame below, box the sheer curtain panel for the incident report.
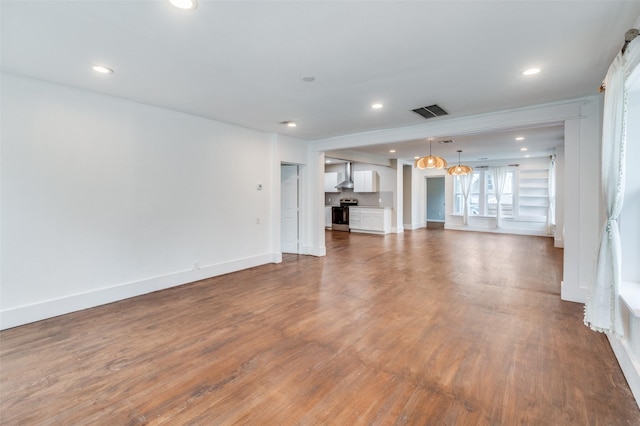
[490,166,509,228]
[460,174,472,225]
[585,35,640,336]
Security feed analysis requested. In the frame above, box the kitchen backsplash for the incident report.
[325,190,393,207]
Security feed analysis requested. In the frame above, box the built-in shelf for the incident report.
[518,168,549,221]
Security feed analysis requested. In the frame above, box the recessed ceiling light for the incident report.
[520,147,528,151]
[92,65,113,74]
[414,156,420,160]
[389,149,396,153]
[170,0,197,10]
[524,155,531,158]
[515,136,525,141]
[326,160,331,163]
[371,103,383,109]
[523,68,541,76]
[287,122,297,127]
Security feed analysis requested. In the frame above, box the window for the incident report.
[453,171,480,215]
[454,169,514,217]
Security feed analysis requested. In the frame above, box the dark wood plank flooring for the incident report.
[1,229,638,424]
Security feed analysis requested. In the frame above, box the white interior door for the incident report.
[281,164,299,254]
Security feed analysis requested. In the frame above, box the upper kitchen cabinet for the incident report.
[324,172,342,192]
[354,170,378,193]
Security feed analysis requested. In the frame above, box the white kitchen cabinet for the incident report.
[349,207,361,229]
[353,170,378,193]
[349,207,391,234]
[325,206,332,228]
[324,172,341,192]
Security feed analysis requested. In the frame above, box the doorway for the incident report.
[426,176,445,229]
[281,164,299,253]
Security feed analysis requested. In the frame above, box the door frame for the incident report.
[426,176,445,224]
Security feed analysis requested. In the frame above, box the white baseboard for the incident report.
[608,334,640,409]
[303,245,326,257]
[444,224,549,237]
[403,222,426,230]
[0,252,278,330]
[560,280,588,303]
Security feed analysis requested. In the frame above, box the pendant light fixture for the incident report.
[414,140,448,169]
[447,150,473,176]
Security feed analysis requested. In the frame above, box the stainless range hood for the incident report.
[335,162,354,190]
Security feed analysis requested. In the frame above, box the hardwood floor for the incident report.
[1,229,638,425]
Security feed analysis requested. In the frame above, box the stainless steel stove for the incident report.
[331,198,358,232]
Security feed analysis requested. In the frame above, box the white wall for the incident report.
[561,98,603,303]
[554,146,565,248]
[621,74,640,285]
[0,74,293,329]
[390,159,404,233]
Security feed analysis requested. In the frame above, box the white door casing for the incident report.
[281,164,299,254]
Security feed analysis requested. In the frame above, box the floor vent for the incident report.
[412,104,449,119]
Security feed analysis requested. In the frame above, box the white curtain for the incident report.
[459,174,472,225]
[490,166,509,228]
[546,156,556,236]
[584,44,634,336]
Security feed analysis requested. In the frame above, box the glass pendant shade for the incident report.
[414,140,447,169]
[447,150,473,175]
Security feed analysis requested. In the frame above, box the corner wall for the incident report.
[0,74,282,329]
[561,97,603,303]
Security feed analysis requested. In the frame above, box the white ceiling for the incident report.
[2,1,639,162]
[330,123,566,164]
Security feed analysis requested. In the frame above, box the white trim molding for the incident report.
[608,333,640,409]
[0,253,279,330]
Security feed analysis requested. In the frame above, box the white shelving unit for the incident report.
[518,169,549,221]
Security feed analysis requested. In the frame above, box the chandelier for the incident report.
[447,150,473,176]
[414,140,447,169]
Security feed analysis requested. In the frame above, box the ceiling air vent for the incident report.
[439,139,455,144]
[412,104,449,119]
